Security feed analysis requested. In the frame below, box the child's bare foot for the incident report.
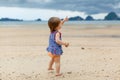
[55,73,62,76]
[48,68,54,70]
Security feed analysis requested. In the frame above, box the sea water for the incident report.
[0,21,120,25]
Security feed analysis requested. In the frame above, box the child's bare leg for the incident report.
[54,56,62,76]
[48,58,54,70]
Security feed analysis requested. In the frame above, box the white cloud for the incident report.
[92,13,107,19]
[0,7,87,20]
[0,7,25,19]
[1,7,112,20]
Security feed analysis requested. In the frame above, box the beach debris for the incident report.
[81,47,85,50]
[67,72,72,74]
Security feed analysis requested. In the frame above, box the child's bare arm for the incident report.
[55,32,68,47]
[55,32,65,45]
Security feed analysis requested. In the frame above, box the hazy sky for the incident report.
[0,0,120,20]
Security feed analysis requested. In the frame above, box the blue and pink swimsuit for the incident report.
[47,31,63,55]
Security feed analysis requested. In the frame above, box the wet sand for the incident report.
[0,24,120,80]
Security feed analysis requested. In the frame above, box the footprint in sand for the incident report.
[12,72,15,74]
[48,71,54,74]
[8,74,11,75]
[101,69,104,71]
[110,58,112,60]
[11,57,14,59]
[105,75,109,77]
[88,48,92,49]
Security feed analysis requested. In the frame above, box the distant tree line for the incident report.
[69,12,120,21]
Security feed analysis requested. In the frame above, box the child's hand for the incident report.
[65,42,69,47]
[63,16,69,22]
[61,16,69,25]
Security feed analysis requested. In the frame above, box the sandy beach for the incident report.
[0,23,120,80]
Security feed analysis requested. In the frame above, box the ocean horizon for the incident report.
[0,21,120,25]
